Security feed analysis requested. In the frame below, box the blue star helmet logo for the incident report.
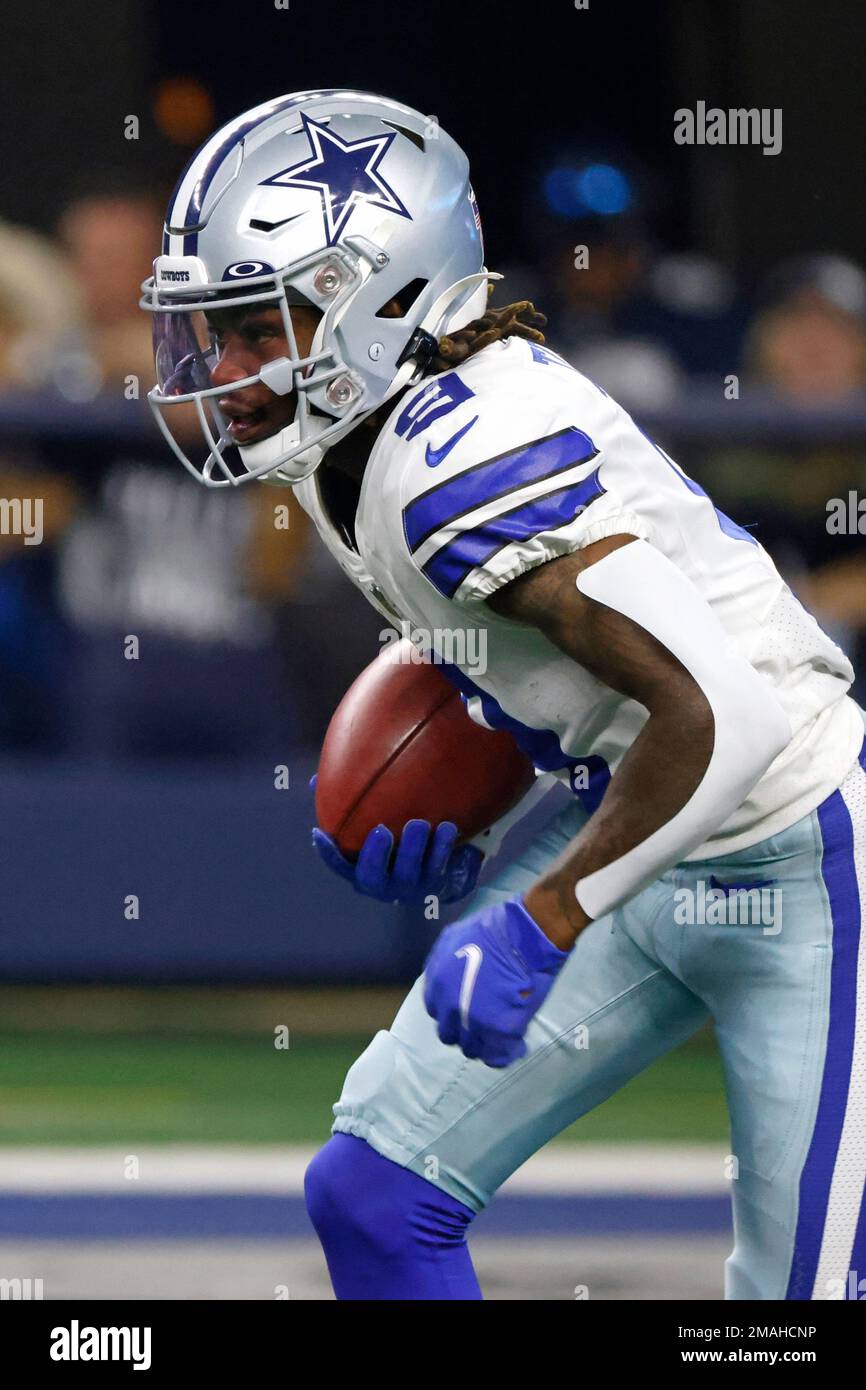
[260,112,412,246]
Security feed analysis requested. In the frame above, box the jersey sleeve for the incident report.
[401,419,651,606]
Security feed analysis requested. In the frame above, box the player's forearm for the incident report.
[525,700,713,948]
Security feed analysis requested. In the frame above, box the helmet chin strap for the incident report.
[237,269,501,484]
[237,417,324,484]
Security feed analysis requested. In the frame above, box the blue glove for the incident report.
[423,896,570,1067]
[312,818,484,904]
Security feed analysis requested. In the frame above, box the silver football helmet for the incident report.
[140,89,493,486]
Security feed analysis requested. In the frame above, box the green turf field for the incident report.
[0,1028,728,1147]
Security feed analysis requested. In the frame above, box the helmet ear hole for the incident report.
[376,278,428,319]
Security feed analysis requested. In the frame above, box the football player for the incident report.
[143,91,866,1301]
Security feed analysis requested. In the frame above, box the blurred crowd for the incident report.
[0,154,863,760]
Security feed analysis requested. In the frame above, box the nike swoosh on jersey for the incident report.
[424,415,479,467]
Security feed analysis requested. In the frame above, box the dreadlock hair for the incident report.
[427,298,547,376]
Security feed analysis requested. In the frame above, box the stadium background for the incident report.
[0,0,863,1298]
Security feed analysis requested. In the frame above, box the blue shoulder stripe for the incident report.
[421,467,606,598]
[403,425,598,554]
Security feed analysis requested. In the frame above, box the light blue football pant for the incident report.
[332,725,866,1300]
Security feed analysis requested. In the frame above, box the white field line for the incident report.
[0,1144,730,1196]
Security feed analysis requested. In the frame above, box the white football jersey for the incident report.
[295,336,862,858]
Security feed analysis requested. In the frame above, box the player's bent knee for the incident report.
[304,1133,391,1250]
[305,1132,482,1298]
[305,1131,475,1257]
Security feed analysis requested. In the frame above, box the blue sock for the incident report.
[305,1132,482,1300]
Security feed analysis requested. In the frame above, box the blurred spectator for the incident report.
[544,217,687,408]
[504,147,748,408]
[53,173,164,398]
[745,255,866,403]
[708,254,866,696]
[0,222,82,388]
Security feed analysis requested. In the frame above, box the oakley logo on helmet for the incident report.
[223,260,276,279]
[260,112,412,246]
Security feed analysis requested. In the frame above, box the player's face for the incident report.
[207,303,322,445]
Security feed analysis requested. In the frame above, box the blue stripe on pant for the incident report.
[787,787,862,1297]
[786,737,866,1299]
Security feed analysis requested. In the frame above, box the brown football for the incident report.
[315,639,536,856]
